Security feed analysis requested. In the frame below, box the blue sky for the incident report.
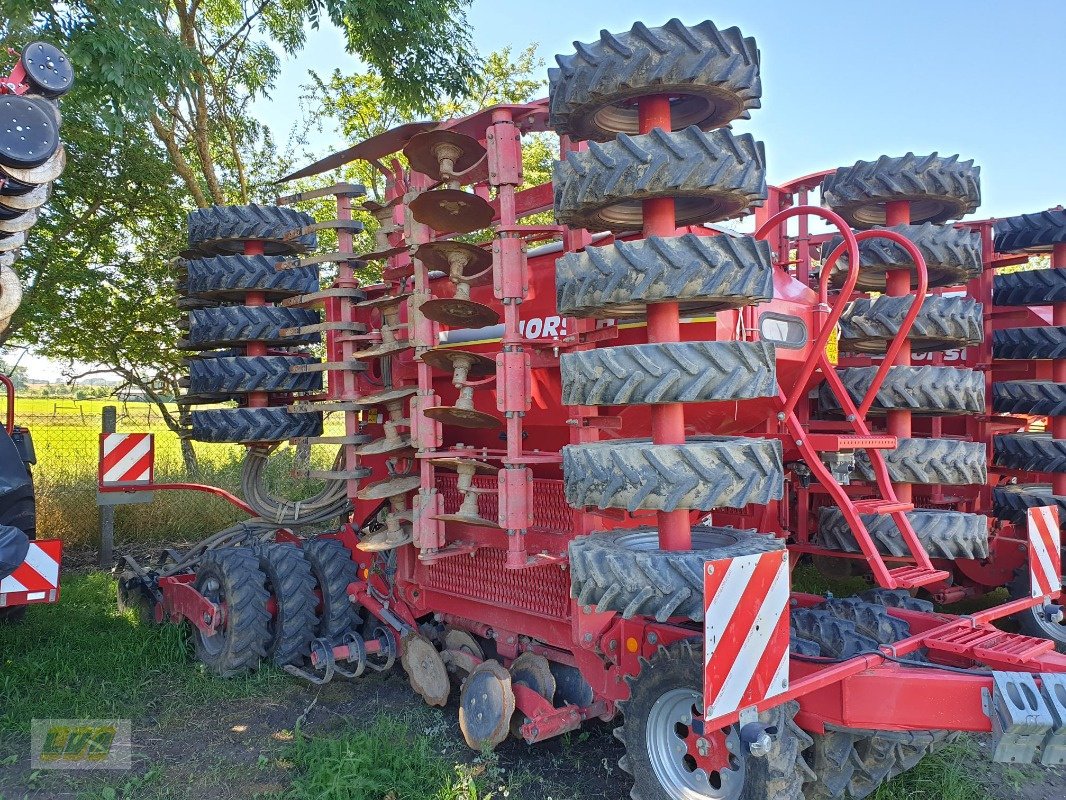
[260,0,1065,220]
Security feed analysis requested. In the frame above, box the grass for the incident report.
[18,397,347,546]
[873,740,993,800]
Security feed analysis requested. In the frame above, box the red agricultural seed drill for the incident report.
[0,42,74,622]
[113,17,1066,800]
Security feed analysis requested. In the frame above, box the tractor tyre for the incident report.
[616,639,812,800]
[187,355,321,401]
[993,381,1066,416]
[791,603,952,800]
[191,548,271,677]
[854,438,986,485]
[993,326,1066,360]
[820,366,984,416]
[994,268,1066,306]
[187,204,316,255]
[822,223,982,291]
[568,526,783,622]
[188,408,322,444]
[553,126,766,232]
[993,483,1066,527]
[820,153,980,228]
[548,19,761,142]
[838,295,982,354]
[562,436,783,512]
[1009,567,1066,652]
[185,254,319,301]
[301,537,360,641]
[253,543,317,667]
[856,588,934,613]
[994,433,1066,474]
[816,507,989,560]
[994,208,1066,253]
[561,340,775,406]
[555,232,773,319]
[181,306,320,350]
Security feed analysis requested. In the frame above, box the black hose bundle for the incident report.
[240,444,352,527]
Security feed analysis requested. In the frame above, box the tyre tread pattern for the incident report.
[188,204,316,252]
[188,355,321,399]
[993,326,1066,360]
[816,507,989,559]
[993,433,1066,474]
[993,484,1066,527]
[854,438,986,485]
[193,548,271,676]
[188,408,321,443]
[993,381,1066,416]
[183,306,320,349]
[302,537,359,640]
[838,295,982,353]
[820,366,985,416]
[994,208,1066,253]
[185,254,319,300]
[253,543,317,666]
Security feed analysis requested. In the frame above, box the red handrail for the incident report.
[0,373,15,434]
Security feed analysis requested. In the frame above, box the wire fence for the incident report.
[23,403,343,554]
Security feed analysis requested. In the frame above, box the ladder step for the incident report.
[888,566,950,589]
[281,287,368,308]
[852,500,914,515]
[807,434,898,451]
[289,360,368,374]
[293,435,372,446]
[280,321,369,336]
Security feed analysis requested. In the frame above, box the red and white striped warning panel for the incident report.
[704,549,790,722]
[1027,506,1062,599]
[98,433,154,486]
[0,539,61,607]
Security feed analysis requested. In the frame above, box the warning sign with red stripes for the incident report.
[98,433,154,486]
[704,549,790,722]
[1027,506,1062,599]
[0,539,62,607]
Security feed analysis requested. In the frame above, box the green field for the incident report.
[16,398,344,548]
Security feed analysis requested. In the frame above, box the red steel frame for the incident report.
[124,94,1066,754]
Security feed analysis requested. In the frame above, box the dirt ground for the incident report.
[1,663,1064,800]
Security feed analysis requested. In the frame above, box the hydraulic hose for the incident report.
[240,444,351,527]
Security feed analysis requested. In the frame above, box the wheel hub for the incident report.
[648,688,744,799]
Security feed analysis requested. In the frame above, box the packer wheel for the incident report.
[994,433,1066,474]
[993,326,1066,360]
[555,233,773,319]
[561,340,775,406]
[191,548,271,677]
[188,408,322,444]
[994,208,1066,253]
[819,366,984,416]
[253,543,317,667]
[568,526,783,622]
[994,267,1066,306]
[180,306,320,350]
[993,483,1066,527]
[616,640,811,800]
[838,295,982,354]
[563,436,784,513]
[187,355,321,401]
[993,381,1066,416]
[820,153,980,228]
[553,127,765,233]
[1009,567,1066,652]
[187,204,316,255]
[816,507,989,560]
[301,537,360,641]
[823,223,981,291]
[185,254,320,301]
[548,18,761,141]
[853,438,985,486]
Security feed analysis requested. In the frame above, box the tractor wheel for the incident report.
[616,639,812,800]
[993,381,1066,416]
[994,267,1066,307]
[253,543,317,667]
[562,436,783,513]
[791,603,952,800]
[548,19,760,142]
[823,223,982,291]
[561,341,775,406]
[855,588,933,613]
[187,204,316,255]
[188,408,321,444]
[993,326,1066,360]
[553,127,765,233]
[820,366,984,416]
[180,306,320,350]
[820,153,980,228]
[1009,567,1066,652]
[301,537,359,641]
[816,507,989,560]
[993,483,1066,526]
[555,233,773,319]
[994,208,1066,253]
[838,295,983,354]
[192,548,271,677]
[994,433,1066,473]
[187,356,321,401]
[568,526,783,622]
[854,438,986,485]
[185,254,319,301]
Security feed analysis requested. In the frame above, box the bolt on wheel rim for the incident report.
[646,688,744,799]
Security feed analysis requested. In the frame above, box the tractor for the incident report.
[113,17,1066,800]
[0,41,73,621]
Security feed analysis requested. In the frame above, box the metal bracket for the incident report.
[1039,673,1066,766]
[496,350,531,413]
[983,671,1054,764]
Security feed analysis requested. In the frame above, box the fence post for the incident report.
[99,406,116,568]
